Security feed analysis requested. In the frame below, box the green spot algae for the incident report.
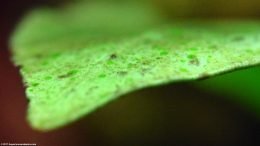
[11,1,260,131]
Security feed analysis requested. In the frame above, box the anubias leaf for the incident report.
[11,1,260,131]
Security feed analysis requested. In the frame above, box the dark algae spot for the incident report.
[189,57,200,66]
[33,53,44,59]
[87,86,99,93]
[58,70,78,79]
[188,54,200,66]
[117,71,128,76]
[156,56,162,60]
[109,53,117,60]
[232,36,245,42]
[141,68,150,75]
[210,45,217,49]
[142,60,150,65]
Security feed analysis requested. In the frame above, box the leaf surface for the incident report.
[11,1,260,130]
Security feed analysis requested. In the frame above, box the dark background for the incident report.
[1,0,260,145]
[0,1,92,145]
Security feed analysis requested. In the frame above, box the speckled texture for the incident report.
[11,1,260,131]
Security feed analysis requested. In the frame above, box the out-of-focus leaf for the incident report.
[193,66,260,116]
[11,1,260,131]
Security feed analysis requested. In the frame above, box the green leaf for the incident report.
[193,66,260,117]
[11,1,260,131]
